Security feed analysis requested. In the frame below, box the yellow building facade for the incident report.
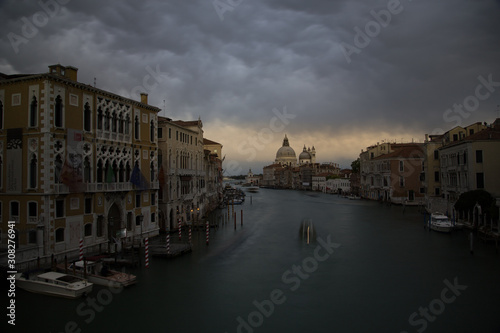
[0,64,160,265]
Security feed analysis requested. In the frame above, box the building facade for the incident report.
[0,64,160,264]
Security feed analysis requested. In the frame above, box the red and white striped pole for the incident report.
[145,237,149,268]
[166,233,170,254]
[189,226,192,244]
[178,220,182,240]
[79,238,83,260]
[206,221,209,245]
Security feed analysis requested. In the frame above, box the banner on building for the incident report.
[60,129,84,192]
[6,128,23,193]
[130,164,149,190]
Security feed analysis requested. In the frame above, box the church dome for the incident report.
[299,150,311,160]
[275,134,296,166]
[276,146,296,159]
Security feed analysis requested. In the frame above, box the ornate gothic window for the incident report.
[29,153,37,188]
[54,154,63,183]
[97,107,103,130]
[84,157,91,183]
[55,95,63,128]
[134,116,140,140]
[150,120,155,142]
[30,96,37,127]
[84,102,91,131]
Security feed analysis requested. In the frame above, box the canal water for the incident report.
[9,188,500,333]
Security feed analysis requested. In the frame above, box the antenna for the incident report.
[93,77,96,88]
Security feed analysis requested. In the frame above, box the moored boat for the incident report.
[430,212,453,233]
[16,271,93,299]
[58,260,137,288]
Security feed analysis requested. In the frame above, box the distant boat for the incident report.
[430,212,453,233]
[348,195,361,200]
[247,186,259,193]
[57,260,137,288]
[16,271,93,299]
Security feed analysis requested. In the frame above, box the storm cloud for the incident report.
[1,0,499,174]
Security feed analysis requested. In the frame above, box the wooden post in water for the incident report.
[241,210,243,226]
[470,232,474,254]
[251,195,252,204]
[234,212,236,230]
[83,258,87,279]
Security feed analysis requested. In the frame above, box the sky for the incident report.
[1,0,500,175]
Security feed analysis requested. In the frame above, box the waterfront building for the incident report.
[360,142,425,204]
[438,119,500,214]
[157,118,223,230]
[203,138,223,212]
[422,121,490,213]
[326,171,352,194]
[157,117,203,230]
[245,169,261,185]
[0,64,160,263]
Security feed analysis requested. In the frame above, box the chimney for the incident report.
[140,93,148,105]
[65,66,78,81]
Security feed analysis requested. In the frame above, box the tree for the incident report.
[351,158,360,173]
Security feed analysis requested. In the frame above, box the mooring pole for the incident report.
[241,210,243,226]
[470,232,474,254]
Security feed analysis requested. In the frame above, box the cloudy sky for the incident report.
[1,0,499,175]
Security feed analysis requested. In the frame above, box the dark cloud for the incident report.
[1,0,499,172]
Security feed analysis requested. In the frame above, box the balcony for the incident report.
[54,182,134,194]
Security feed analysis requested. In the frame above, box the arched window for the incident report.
[126,162,131,182]
[125,115,130,135]
[54,155,63,183]
[55,228,64,243]
[150,120,155,142]
[97,107,103,130]
[104,109,110,131]
[84,223,92,237]
[30,96,37,127]
[55,95,63,128]
[29,153,37,188]
[118,115,124,133]
[134,116,140,140]
[119,162,124,182]
[150,161,155,182]
[84,102,91,131]
[84,157,91,183]
[112,112,117,132]
[97,159,103,183]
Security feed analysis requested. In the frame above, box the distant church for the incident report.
[275,134,316,167]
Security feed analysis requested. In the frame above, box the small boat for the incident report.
[348,195,361,200]
[58,260,137,288]
[247,186,259,193]
[430,213,453,233]
[16,271,93,299]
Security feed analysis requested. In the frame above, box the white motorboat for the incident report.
[58,260,137,288]
[16,271,93,299]
[430,213,453,233]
